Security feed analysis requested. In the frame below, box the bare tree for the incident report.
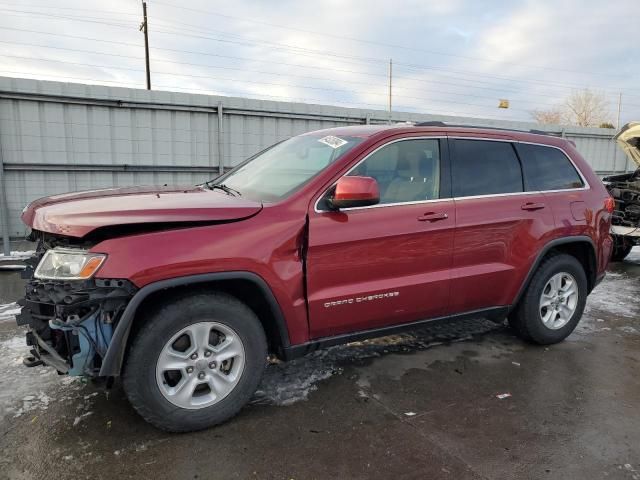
[530,89,613,127]
[564,89,611,127]
[531,108,563,125]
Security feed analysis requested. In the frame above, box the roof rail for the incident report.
[414,121,558,137]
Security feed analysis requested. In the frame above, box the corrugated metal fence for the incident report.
[0,77,632,243]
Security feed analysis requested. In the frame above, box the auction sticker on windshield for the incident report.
[318,135,348,149]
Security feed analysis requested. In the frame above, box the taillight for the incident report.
[604,197,615,213]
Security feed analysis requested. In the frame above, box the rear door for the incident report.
[449,138,555,313]
[306,137,455,338]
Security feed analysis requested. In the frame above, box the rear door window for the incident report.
[515,143,585,191]
[452,139,523,197]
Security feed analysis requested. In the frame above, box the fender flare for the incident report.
[99,271,290,377]
[510,235,597,311]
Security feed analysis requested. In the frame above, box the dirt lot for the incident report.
[1,250,639,480]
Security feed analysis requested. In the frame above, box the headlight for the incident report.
[34,248,106,280]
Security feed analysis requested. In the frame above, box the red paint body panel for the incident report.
[22,186,262,237]
[450,193,555,312]
[306,200,455,337]
[94,205,310,345]
[21,125,613,349]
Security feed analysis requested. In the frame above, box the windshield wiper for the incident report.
[205,182,241,197]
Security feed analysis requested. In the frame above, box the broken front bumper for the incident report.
[17,276,137,376]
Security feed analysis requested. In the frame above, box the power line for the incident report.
[0,40,145,61]
[0,8,135,29]
[152,0,627,79]
[7,54,618,112]
[150,25,640,96]
[0,26,141,48]
[0,70,624,123]
[2,24,637,99]
[0,2,137,17]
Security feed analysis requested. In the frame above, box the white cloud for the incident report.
[0,0,637,123]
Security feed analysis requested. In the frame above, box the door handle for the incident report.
[521,202,546,211]
[417,212,448,222]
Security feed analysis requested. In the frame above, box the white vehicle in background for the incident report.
[604,122,640,261]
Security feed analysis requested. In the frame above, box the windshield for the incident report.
[211,134,364,202]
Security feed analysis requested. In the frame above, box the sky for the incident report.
[0,0,638,125]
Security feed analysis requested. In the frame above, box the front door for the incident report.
[306,137,455,338]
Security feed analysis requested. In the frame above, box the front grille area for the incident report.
[16,241,137,376]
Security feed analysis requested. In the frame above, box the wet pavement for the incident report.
[0,250,639,480]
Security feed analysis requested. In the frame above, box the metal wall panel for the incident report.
[0,76,632,239]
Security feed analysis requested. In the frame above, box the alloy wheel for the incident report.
[539,272,579,330]
[156,322,245,409]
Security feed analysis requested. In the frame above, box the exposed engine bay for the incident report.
[603,122,640,259]
[605,169,640,231]
[16,231,136,376]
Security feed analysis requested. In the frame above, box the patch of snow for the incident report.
[496,393,512,399]
[73,411,94,426]
[618,326,638,334]
[251,319,500,406]
[0,250,35,261]
[626,246,640,265]
[0,333,85,419]
[0,303,22,322]
[576,272,640,334]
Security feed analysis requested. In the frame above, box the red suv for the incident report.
[17,123,613,431]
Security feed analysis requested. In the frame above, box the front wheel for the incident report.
[508,253,587,345]
[123,292,267,432]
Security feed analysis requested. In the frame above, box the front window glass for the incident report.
[348,139,441,204]
[213,134,364,202]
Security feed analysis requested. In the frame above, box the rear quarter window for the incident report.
[516,143,585,191]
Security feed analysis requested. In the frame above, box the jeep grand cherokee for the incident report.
[17,123,613,431]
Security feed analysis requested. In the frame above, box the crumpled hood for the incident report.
[22,185,263,238]
[616,122,640,167]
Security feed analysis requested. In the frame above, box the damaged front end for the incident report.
[605,169,640,237]
[604,122,640,250]
[16,232,136,376]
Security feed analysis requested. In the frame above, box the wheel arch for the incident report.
[99,272,290,377]
[511,236,597,312]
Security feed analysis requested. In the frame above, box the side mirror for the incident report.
[328,176,380,210]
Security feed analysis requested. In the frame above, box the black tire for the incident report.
[508,253,587,345]
[123,292,267,432]
[611,235,633,262]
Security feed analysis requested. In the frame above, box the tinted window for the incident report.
[516,144,584,191]
[348,139,441,204]
[452,140,523,197]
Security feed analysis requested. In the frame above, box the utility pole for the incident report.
[140,1,151,90]
[616,92,622,130]
[388,58,392,124]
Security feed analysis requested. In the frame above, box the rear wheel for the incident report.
[611,235,633,262]
[508,253,587,345]
[123,292,267,432]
